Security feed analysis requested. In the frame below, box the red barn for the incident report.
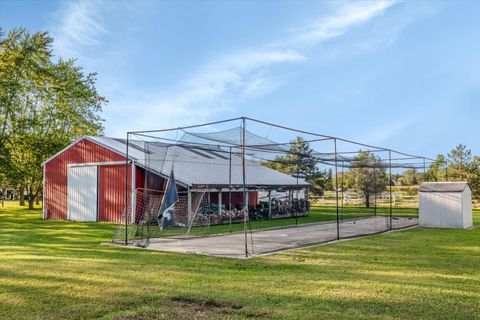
[43,136,308,222]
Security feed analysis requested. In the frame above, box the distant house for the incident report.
[42,136,308,222]
[0,187,19,200]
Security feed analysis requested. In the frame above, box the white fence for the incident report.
[312,191,419,208]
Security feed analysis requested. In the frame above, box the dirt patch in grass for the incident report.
[114,296,252,320]
[171,296,244,311]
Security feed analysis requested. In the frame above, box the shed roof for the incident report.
[419,182,470,193]
[86,136,309,189]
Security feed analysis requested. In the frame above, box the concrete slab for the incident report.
[136,216,418,259]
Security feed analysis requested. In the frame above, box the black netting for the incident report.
[113,118,433,257]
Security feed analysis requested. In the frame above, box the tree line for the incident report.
[264,138,479,207]
[0,28,105,209]
[398,144,480,198]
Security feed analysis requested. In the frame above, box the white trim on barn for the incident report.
[67,161,128,167]
[131,160,136,222]
[42,136,133,166]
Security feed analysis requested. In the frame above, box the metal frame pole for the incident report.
[124,132,130,245]
[445,162,449,181]
[389,150,392,230]
[207,191,211,234]
[218,189,222,215]
[187,187,192,224]
[268,189,272,219]
[422,157,426,219]
[295,156,299,226]
[242,117,248,257]
[334,139,340,240]
[341,160,344,220]
[423,157,427,182]
[229,146,232,232]
[373,166,377,217]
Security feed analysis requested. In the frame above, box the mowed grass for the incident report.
[0,202,479,319]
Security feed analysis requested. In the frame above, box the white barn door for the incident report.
[67,165,98,221]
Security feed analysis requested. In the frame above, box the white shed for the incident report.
[419,182,473,229]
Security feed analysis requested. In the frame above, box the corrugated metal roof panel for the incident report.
[86,136,309,188]
[419,182,469,193]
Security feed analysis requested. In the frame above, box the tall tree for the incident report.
[446,144,479,199]
[398,169,419,186]
[447,144,472,181]
[469,156,480,199]
[427,154,447,181]
[431,145,480,200]
[0,28,106,209]
[350,151,387,207]
[262,137,332,196]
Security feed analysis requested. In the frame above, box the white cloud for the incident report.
[114,49,306,134]
[281,1,396,48]
[132,1,397,132]
[48,0,398,134]
[183,49,305,101]
[51,0,108,61]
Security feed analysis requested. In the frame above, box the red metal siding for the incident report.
[134,166,168,192]
[135,166,145,190]
[44,138,130,220]
[249,191,258,207]
[98,165,131,222]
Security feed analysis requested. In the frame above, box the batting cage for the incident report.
[112,117,445,258]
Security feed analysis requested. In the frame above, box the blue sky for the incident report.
[1,0,479,158]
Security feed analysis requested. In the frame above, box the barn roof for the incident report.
[419,182,470,193]
[86,136,309,189]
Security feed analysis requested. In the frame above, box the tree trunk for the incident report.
[365,193,370,208]
[19,188,25,206]
[35,193,40,205]
[28,195,35,210]
[28,187,40,209]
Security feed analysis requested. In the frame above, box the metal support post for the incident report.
[373,166,377,217]
[242,118,248,257]
[229,146,232,232]
[295,157,299,226]
[423,157,427,182]
[341,160,344,220]
[268,190,272,220]
[334,139,340,240]
[389,150,392,230]
[124,132,130,245]
[218,189,222,215]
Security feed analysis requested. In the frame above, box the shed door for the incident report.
[67,165,98,221]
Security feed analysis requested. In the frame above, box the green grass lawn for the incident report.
[1,203,479,319]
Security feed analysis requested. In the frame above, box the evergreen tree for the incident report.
[262,137,331,196]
